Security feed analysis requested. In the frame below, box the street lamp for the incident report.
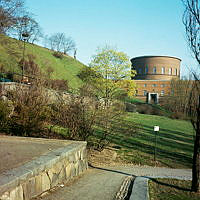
[21,32,29,82]
[154,125,159,165]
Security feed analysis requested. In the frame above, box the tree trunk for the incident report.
[192,128,200,192]
[192,95,200,192]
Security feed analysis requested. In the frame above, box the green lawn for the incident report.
[107,113,194,168]
[0,35,86,89]
[149,179,200,200]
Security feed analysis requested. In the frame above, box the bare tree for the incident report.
[0,0,24,34]
[62,36,76,54]
[48,33,76,54]
[183,0,200,65]
[12,14,43,44]
[182,0,200,192]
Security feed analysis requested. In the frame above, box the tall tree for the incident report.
[12,14,43,43]
[0,0,24,34]
[89,46,136,103]
[182,0,200,192]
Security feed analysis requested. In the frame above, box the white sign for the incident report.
[154,126,159,132]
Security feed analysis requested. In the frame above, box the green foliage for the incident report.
[89,46,137,99]
[90,46,134,80]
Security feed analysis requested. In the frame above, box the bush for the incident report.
[47,79,68,91]
[51,96,96,141]
[53,52,63,59]
[0,99,11,132]
[6,82,51,136]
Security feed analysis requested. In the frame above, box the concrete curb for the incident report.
[0,141,88,200]
[129,177,149,200]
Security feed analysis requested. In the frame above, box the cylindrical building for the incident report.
[131,56,181,80]
[130,56,181,103]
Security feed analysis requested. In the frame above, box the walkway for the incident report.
[33,165,192,200]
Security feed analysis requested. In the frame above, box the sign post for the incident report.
[154,126,159,164]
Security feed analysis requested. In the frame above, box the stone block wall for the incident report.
[0,142,88,200]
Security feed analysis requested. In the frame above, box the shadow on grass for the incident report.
[142,124,194,143]
[104,125,193,168]
[94,119,193,168]
[149,178,191,192]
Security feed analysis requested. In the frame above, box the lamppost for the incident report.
[154,125,159,165]
[21,32,29,82]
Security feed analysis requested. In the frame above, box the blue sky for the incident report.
[26,0,198,77]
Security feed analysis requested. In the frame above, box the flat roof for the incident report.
[131,55,181,62]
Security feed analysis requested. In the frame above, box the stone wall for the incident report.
[0,142,88,200]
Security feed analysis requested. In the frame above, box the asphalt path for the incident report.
[33,165,192,200]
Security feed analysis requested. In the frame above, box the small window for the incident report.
[161,67,165,74]
[175,68,178,76]
[161,90,165,96]
[169,68,172,75]
[145,65,148,74]
[144,90,147,96]
[138,68,142,74]
[152,84,157,87]
[144,84,147,87]
[161,84,165,88]
[153,67,156,74]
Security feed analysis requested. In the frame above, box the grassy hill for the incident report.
[0,34,86,89]
[103,113,193,168]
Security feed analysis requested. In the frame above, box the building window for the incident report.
[169,68,172,75]
[161,84,165,88]
[153,67,156,74]
[145,65,148,74]
[144,90,147,96]
[161,67,165,74]
[175,68,178,76]
[138,68,142,74]
[152,84,157,87]
[144,84,147,87]
[161,90,165,96]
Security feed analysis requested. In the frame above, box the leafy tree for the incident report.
[84,46,137,149]
[89,46,136,102]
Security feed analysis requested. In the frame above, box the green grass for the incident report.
[149,179,200,200]
[105,113,194,168]
[0,35,86,89]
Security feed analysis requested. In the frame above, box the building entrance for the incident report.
[147,93,159,104]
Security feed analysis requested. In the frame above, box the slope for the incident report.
[0,34,86,89]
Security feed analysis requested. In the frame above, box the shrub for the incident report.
[7,81,51,136]
[51,96,96,141]
[53,52,63,59]
[0,99,11,132]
